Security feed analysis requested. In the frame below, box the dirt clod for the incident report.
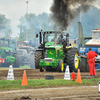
[20,96,31,99]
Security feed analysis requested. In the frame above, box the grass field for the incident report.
[0,78,99,90]
[20,66,30,68]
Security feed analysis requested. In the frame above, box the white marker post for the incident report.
[98,81,100,93]
[64,65,70,80]
[7,65,14,80]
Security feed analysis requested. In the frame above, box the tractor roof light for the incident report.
[66,46,70,49]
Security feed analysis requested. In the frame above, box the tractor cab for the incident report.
[36,30,70,50]
[92,29,100,39]
[85,29,100,48]
[36,31,65,47]
[0,37,16,50]
[44,31,65,47]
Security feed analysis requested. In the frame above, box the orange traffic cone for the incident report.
[76,69,82,83]
[22,70,28,86]
[71,72,75,81]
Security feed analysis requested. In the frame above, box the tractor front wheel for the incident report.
[30,54,35,68]
[35,50,42,69]
[66,48,79,72]
[40,66,44,72]
[57,60,64,72]
[13,54,21,68]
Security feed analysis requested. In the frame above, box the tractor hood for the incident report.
[46,44,63,59]
[85,39,100,47]
[45,42,54,46]
[0,47,13,50]
[45,42,63,49]
[47,44,63,49]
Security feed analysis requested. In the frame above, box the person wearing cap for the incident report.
[87,48,98,76]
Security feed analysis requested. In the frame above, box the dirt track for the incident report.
[0,68,100,100]
[0,86,100,100]
[0,68,100,80]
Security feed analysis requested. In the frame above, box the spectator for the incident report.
[87,48,98,76]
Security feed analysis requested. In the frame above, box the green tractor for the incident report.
[35,30,80,72]
[0,37,21,68]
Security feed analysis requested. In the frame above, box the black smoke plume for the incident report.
[50,0,96,30]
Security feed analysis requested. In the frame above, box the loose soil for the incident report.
[0,68,100,80]
[0,68,100,100]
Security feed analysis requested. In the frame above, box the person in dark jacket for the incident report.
[87,48,98,76]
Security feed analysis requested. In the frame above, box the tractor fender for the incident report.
[35,49,43,51]
[35,49,43,54]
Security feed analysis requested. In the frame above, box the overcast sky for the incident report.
[0,0,100,38]
[0,0,53,37]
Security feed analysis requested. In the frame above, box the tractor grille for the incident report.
[44,58,53,63]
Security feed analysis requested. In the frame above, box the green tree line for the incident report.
[0,14,12,38]
[18,12,54,41]
[0,6,100,40]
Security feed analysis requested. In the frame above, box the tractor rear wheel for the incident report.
[66,48,79,72]
[35,50,42,69]
[57,60,64,72]
[0,63,2,67]
[13,54,21,68]
[30,54,35,68]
